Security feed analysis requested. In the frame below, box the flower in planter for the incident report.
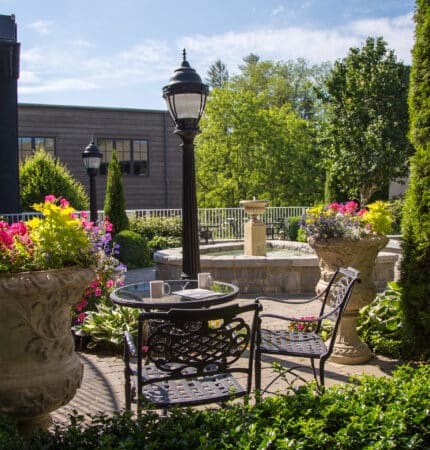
[300,200,393,241]
[0,195,107,272]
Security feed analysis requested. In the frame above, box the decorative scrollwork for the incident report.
[147,318,250,375]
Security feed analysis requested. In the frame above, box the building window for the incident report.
[96,138,148,176]
[18,136,55,161]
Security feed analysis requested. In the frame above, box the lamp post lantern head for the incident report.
[162,49,209,133]
[82,139,102,174]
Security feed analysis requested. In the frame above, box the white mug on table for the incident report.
[198,272,213,289]
[150,280,171,298]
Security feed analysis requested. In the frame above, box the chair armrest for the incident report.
[256,292,323,305]
[124,331,137,358]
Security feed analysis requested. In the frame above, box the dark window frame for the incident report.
[18,136,56,161]
[96,137,149,177]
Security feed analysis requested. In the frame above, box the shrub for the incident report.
[19,149,89,211]
[358,281,403,358]
[400,0,430,360]
[104,151,129,234]
[113,230,150,269]
[286,216,301,241]
[129,216,182,254]
[2,365,429,448]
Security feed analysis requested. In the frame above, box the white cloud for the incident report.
[18,13,414,104]
[27,20,52,35]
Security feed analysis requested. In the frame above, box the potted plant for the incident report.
[300,200,393,364]
[0,195,119,434]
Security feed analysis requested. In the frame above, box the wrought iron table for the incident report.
[110,279,239,310]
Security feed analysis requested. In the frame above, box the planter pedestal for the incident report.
[0,266,95,434]
[309,236,388,364]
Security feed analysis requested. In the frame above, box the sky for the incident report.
[1,0,416,111]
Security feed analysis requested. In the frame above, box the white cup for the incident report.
[150,280,171,298]
[198,272,213,289]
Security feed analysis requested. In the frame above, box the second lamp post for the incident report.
[82,139,102,223]
[162,50,209,279]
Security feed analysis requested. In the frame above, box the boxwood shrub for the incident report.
[113,230,151,269]
[2,365,428,449]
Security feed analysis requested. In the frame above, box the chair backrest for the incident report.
[137,301,261,386]
[317,267,360,350]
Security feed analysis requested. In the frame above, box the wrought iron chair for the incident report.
[123,301,261,413]
[255,267,360,392]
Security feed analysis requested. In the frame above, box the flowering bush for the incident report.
[0,195,104,272]
[0,195,126,326]
[300,200,393,241]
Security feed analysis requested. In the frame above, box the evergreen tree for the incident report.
[20,149,89,211]
[206,59,229,88]
[103,150,129,234]
[400,0,430,359]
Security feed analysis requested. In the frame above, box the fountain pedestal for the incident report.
[240,199,268,257]
[243,221,266,256]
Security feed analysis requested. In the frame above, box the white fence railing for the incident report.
[1,206,308,241]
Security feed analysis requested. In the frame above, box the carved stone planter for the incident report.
[0,266,95,434]
[308,235,388,364]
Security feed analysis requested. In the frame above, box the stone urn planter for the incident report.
[308,235,388,364]
[0,266,95,434]
[240,199,269,256]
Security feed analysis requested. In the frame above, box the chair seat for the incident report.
[260,328,328,358]
[132,364,246,407]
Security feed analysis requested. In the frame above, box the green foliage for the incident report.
[358,281,403,358]
[3,365,429,448]
[320,37,411,206]
[195,57,329,207]
[286,216,301,241]
[19,149,88,211]
[78,302,139,350]
[400,0,430,361]
[103,151,129,234]
[128,216,182,254]
[388,198,403,234]
[113,230,150,269]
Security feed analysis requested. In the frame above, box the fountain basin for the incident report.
[154,241,398,294]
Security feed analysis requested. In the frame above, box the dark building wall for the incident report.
[17,103,182,210]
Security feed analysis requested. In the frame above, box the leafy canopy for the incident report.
[320,37,411,205]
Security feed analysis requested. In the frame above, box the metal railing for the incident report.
[1,206,308,241]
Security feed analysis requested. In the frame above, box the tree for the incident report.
[20,149,89,211]
[195,56,329,207]
[206,59,229,88]
[400,0,430,360]
[104,151,129,234]
[195,86,323,207]
[320,37,411,205]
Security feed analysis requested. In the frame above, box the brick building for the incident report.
[17,103,182,210]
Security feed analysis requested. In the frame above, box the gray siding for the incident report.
[18,103,182,209]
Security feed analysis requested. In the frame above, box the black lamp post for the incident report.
[82,139,102,223]
[163,49,209,279]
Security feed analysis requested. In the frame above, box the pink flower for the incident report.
[77,312,87,324]
[116,279,124,286]
[44,195,56,203]
[106,279,114,288]
[104,221,113,232]
[94,287,102,297]
[358,208,367,216]
[80,211,88,219]
[60,198,70,208]
[328,202,340,212]
[90,280,100,288]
